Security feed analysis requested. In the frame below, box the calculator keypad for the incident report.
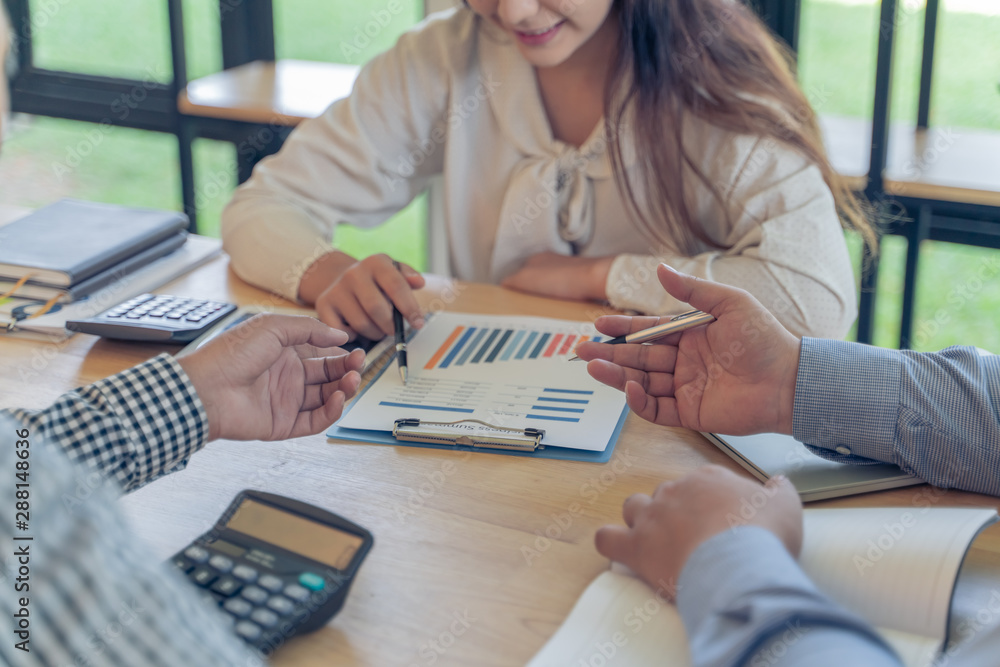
[211,577,242,597]
[104,294,231,326]
[174,547,331,647]
[258,574,284,593]
[75,293,239,343]
[241,586,268,605]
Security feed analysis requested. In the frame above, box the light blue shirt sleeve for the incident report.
[676,527,901,667]
[792,338,1000,496]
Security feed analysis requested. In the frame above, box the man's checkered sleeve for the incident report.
[4,353,209,494]
[793,338,1000,496]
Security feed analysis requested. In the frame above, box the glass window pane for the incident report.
[798,0,878,121]
[28,0,172,82]
[911,241,1000,353]
[0,115,180,211]
[274,0,423,65]
[930,6,1000,130]
[183,0,223,80]
[190,138,237,238]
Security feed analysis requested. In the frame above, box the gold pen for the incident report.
[570,310,715,360]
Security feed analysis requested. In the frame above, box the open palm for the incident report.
[178,314,365,441]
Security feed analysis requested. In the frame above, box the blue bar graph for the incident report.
[471,329,500,363]
[456,329,487,366]
[516,331,539,359]
[501,330,525,361]
[526,413,580,423]
[485,329,513,362]
[440,327,477,369]
[379,401,474,414]
[531,333,551,358]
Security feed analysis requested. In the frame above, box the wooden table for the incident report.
[2,254,999,666]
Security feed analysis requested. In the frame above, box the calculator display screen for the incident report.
[226,499,363,570]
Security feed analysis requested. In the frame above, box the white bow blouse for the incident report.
[222,8,857,339]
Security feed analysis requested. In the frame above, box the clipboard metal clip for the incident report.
[392,418,545,452]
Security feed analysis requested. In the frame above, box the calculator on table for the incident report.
[170,490,373,651]
[66,293,237,342]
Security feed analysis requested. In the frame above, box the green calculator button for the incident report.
[298,573,325,591]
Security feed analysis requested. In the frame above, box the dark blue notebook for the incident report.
[0,199,188,287]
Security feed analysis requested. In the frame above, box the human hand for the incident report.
[303,252,425,341]
[595,465,803,595]
[576,264,801,435]
[500,252,614,302]
[177,314,365,441]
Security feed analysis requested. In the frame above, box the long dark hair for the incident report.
[606,0,877,255]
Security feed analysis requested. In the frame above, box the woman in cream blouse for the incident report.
[222,0,875,341]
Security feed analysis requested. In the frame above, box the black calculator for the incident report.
[67,293,237,342]
[170,490,373,652]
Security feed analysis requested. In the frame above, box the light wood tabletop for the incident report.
[179,60,360,126]
[1,253,998,666]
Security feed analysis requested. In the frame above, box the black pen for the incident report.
[569,310,716,360]
[392,261,408,384]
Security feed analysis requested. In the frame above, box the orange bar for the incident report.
[558,334,577,356]
[544,333,564,358]
[424,326,464,370]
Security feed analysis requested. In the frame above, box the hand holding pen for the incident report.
[569,310,715,360]
[575,263,801,435]
[391,261,409,384]
[309,253,424,342]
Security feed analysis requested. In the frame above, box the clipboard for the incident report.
[326,353,630,464]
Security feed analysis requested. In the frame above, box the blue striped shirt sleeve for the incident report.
[792,338,1000,496]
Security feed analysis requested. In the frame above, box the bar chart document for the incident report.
[336,313,628,452]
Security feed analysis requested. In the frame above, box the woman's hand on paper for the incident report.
[178,314,365,441]
[301,251,425,341]
[595,465,803,596]
[501,252,614,302]
[576,264,801,436]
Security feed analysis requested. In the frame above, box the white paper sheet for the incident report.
[528,508,998,667]
[337,312,628,451]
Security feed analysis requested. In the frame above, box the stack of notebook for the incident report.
[0,199,190,304]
